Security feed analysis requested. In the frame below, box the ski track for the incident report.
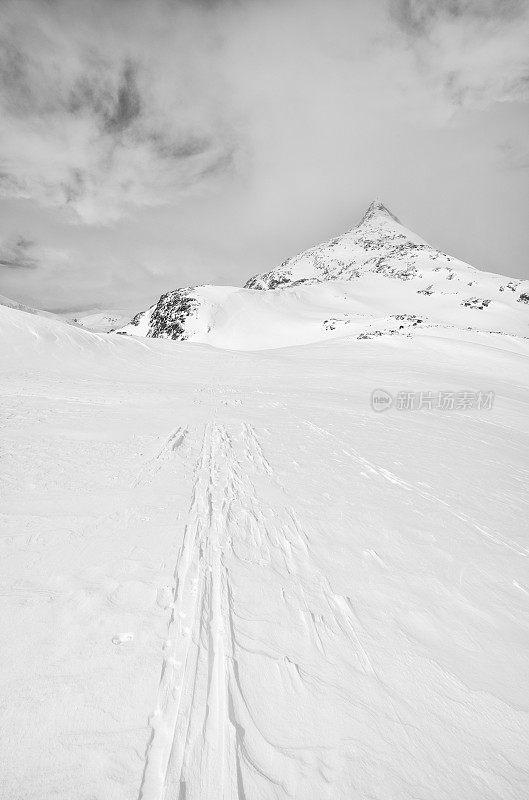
[139,421,275,800]
[138,419,401,800]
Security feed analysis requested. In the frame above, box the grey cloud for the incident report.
[145,130,212,160]
[62,169,86,205]
[394,0,526,34]
[67,70,118,123]
[198,146,235,178]
[0,40,36,115]
[0,235,38,269]
[68,59,142,136]
[0,0,238,223]
[392,0,529,108]
[104,61,142,133]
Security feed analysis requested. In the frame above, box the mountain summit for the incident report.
[117,202,529,348]
[243,199,433,289]
[359,199,401,226]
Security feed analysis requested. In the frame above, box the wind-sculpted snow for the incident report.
[2,303,529,798]
[118,201,529,348]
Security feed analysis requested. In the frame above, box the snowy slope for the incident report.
[118,201,529,349]
[118,278,529,350]
[0,295,133,334]
[0,292,61,321]
[70,309,138,333]
[1,302,529,799]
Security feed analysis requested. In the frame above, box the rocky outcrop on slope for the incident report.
[119,288,201,340]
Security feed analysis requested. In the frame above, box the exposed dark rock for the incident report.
[147,289,199,340]
[462,298,491,310]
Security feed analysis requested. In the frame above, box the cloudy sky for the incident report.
[0,0,528,314]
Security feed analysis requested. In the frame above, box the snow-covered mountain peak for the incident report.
[358,198,401,227]
[117,203,529,348]
[242,202,448,290]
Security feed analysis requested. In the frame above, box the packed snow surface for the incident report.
[1,302,529,799]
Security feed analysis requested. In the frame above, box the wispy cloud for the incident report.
[1,0,527,228]
[0,235,38,269]
[0,0,237,224]
[393,0,529,108]
[394,0,525,34]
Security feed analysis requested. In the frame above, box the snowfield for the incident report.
[1,301,529,799]
[69,309,139,334]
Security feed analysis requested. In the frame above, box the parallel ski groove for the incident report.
[139,422,247,800]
